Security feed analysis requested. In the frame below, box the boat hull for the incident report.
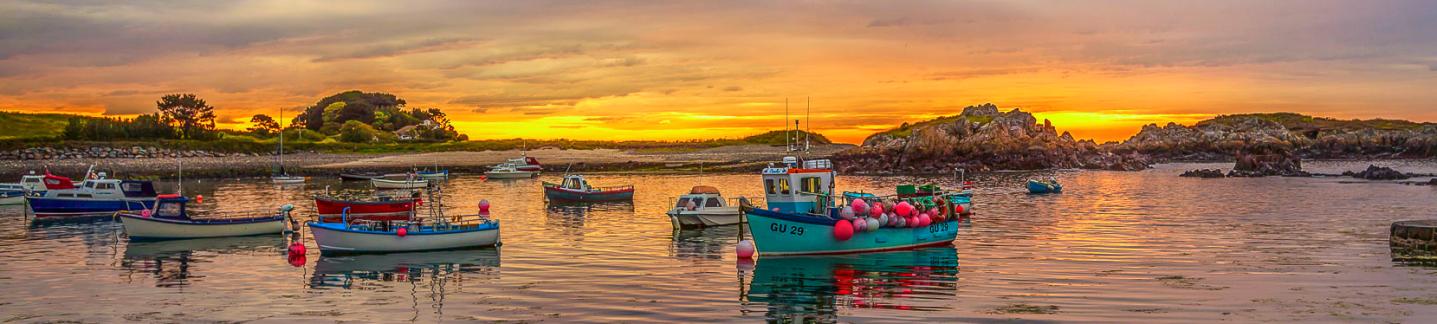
[667,208,741,228]
[26,197,155,217]
[0,190,25,205]
[1026,180,1061,194]
[314,197,415,222]
[339,173,384,181]
[371,179,428,189]
[308,222,500,254]
[744,208,959,256]
[272,176,306,184]
[484,171,536,179]
[119,214,285,240]
[417,171,448,180]
[543,187,634,202]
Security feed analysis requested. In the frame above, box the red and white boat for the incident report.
[314,195,418,223]
[503,156,542,173]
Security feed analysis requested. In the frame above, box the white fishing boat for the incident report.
[1,173,50,204]
[272,175,306,184]
[483,165,536,179]
[666,185,743,229]
[117,195,290,240]
[371,177,429,189]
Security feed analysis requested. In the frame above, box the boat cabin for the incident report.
[150,194,191,220]
[20,174,45,192]
[674,186,728,210]
[558,175,593,192]
[761,157,836,214]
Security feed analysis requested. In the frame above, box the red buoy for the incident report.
[397,227,408,237]
[832,219,854,241]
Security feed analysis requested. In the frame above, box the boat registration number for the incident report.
[770,223,805,236]
[927,221,952,233]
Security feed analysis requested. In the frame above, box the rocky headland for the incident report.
[831,104,1149,174]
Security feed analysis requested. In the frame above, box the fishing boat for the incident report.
[26,172,158,218]
[307,198,500,254]
[416,169,449,180]
[666,185,742,229]
[483,165,536,179]
[314,193,418,222]
[741,157,962,256]
[542,174,634,202]
[116,194,289,240]
[1026,178,1062,194]
[501,156,542,173]
[371,177,428,189]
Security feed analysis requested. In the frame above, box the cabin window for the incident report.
[156,202,182,218]
[799,177,824,194]
[778,178,791,194]
[122,183,143,191]
[764,179,776,194]
[96,183,114,190]
[705,198,722,207]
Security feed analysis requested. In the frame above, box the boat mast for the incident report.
[277,107,284,176]
[805,97,811,152]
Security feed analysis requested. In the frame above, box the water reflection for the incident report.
[742,247,960,323]
[310,248,501,289]
[670,226,741,262]
[120,236,285,288]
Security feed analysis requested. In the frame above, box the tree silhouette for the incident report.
[156,93,216,139]
[247,114,280,136]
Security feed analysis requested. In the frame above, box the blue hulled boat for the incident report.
[1026,178,1062,194]
[26,172,158,218]
[742,157,967,256]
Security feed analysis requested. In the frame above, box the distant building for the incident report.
[395,121,440,141]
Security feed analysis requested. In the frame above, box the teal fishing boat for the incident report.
[741,157,968,256]
[1027,178,1062,194]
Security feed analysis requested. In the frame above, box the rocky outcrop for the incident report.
[1343,165,1412,180]
[1110,113,1437,161]
[1180,169,1225,178]
[832,104,1150,174]
[1226,144,1308,177]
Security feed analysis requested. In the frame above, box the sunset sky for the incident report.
[1,1,1434,143]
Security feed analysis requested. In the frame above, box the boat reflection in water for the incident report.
[121,236,286,288]
[310,248,501,290]
[669,226,741,262]
[741,247,959,322]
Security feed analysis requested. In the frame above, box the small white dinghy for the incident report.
[272,175,306,184]
[666,186,743,229]
[118,195,290,240]
[371,177,428,189]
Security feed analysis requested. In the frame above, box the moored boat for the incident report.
[741,157,963,256]
[339,172,386,181]
[314,193,418,222]
[501,155,542,173]
[483,165,536,179]
[117,194,289,240]
[1027,178,1061,194]
[416,170,449,180]
[272,175,306,184]
[26,172,158,218]
[542,175,633,202]
[371,177,429,189]
[666,185,742,229]
[307,202,500,254]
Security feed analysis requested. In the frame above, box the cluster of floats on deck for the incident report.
[4,152,1007,258]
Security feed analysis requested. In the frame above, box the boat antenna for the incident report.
[805,96,811,152]
[784,98,790,152]
[277,106,284,177]
[177,156,183,196]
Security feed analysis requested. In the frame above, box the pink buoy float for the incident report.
[832,219,854,241]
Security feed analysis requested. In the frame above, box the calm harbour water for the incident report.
[3,160,1437,323]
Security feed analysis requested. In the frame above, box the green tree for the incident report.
[339,120,393,143]
[247,114,280,137]
[156,93,217,139]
